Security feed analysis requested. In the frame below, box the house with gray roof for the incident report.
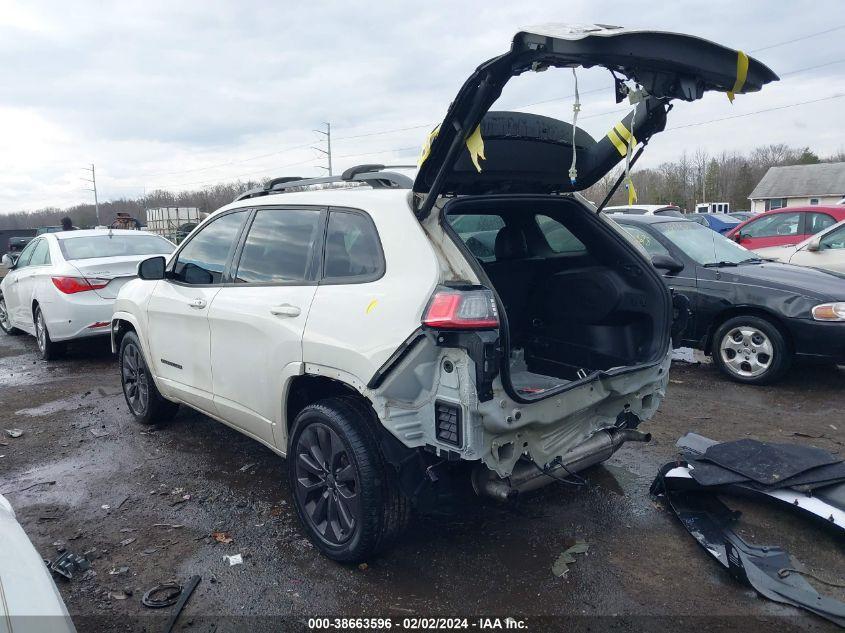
[748,162,845,212]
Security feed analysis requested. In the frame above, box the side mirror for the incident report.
[138,256,166,280]
[805,236,822,252]
[732,232,743,243]
[1,253,16,269]
[651,254,684,273]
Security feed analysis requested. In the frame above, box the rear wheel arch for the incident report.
[704,306,793,355]
[285,374,371,440]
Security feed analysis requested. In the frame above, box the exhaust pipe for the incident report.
[473,428,651,501]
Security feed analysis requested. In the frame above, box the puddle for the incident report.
[15,393,97,417]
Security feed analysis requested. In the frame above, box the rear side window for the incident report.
[28,239,51,266]
[807,212,836,234]
[536,215,586,254]
[323,210,383,281]
[449,213,505,260]
[60,234,173,261]
[173,211,247,284]
[235,209,321,284]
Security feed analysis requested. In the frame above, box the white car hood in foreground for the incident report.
[0,494,76,632]
[754,244,796,261]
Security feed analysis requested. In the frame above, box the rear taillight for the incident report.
[52,277,109,294]
[422,288,499,330]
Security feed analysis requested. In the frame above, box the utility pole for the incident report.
[82,164,101,225]
[312,122,332,176]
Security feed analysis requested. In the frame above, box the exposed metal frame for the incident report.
[233,164,415,202]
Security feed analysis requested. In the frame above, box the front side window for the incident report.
[535,215,586,254]
[806,212,836,234]
[60,234,174,261]
[28,239,51,266]
[235,209,321,284]
[819,225,845,250]
[14,239,39,268]
[172,211,247,284]
[323,211,383,280]
[742,212,801,238]
[653,221,757,266]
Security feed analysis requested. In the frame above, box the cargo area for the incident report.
[445,196,671,397]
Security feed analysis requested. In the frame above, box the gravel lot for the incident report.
[1,332,843,632]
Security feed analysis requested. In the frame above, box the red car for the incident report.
[726,206,845,250]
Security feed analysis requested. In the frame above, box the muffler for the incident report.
[473,428,651,501]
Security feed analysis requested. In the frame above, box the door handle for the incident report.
[188,298,207,309]
[270,304,301,318]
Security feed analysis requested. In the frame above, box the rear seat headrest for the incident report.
[494,226,528,260]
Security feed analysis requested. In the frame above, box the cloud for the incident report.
[1,0,843,211]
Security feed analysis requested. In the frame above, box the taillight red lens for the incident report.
[422,288,499,329]
[51,277,109,294]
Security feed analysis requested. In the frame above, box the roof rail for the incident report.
[234,164,416,202]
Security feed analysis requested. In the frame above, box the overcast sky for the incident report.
[1,0,843,213]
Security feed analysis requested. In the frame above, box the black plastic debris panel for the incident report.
[651,463,845,628]
[679,433,845,493]
[701,438,842,486]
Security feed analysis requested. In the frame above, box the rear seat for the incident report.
[483,226,537,333]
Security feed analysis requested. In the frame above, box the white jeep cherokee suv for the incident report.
[111,25,776,561]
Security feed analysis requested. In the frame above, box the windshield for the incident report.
[651,221,759,266]
[59,234,174,261]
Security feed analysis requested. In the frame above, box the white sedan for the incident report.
[0,229,174,359]
[756,219,845,274]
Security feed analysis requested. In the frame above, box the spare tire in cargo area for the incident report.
[443,194,671,396]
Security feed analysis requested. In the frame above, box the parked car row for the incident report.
[616,215,845,384]
[0,230,175,358]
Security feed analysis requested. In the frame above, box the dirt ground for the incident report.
[1,332,843,633]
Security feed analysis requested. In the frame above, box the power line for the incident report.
[141,28,845,184]
[667,93,845,131]
[150,92,845,191]
[780,58,845,76]
[144,142,314,179]
[151,156,319,190]
[119,31,845,193]
[749,25,845,53]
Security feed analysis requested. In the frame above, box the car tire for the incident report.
[0,295,21,335]
[34,305,65,360]
[288,396,410,563]
[119,331,179,424]
[711,315,791,385]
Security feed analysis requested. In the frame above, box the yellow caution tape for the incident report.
[465,125,486,172]
[365,299,378,315]
[627,177,637,205]
[607,121,637,157]
[727,50,749,103]
[418,124,441,167]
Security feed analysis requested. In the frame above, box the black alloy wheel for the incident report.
[294,422,360,546]
[121,338,150,417]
